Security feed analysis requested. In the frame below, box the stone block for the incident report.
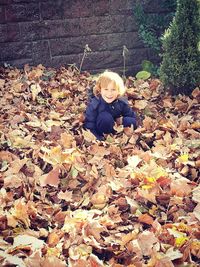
[106,32,144,51]
[0,1,10,5]
[0,24,7,42]
[20,19,80,41]
[41,0,93,20]
[11,0,39,3]
[41,1,78,20]
[93,0,110,16]
[126,48,148,66]
[6,3,40,22]
[124,15,138,32]
[143,0,169,13]
[50,37,84,56]
[83,34,108,52]
[0,58,33,68]
[0,42,32,61]
[0,23,20,42]
[82,50,123,70]
[32,40,51,65]
[0,6,6,23]
[7,23,21,41]
[51,54,81,69]
[110,0,135,15]
[80,15,124,35]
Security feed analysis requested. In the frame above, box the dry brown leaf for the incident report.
[138,213,154,225]
[40,166,60,187]
[134,99,148,110]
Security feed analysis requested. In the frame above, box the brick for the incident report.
[0,24,7,42]
[11,0,39,3]
[82,50,123,70]
[83,34,108,52]
[76,0,93,18]
[41,1,78,20]
[0,58,33,68]
[0,6,6,23]
[124,15,138,32]
[0,23,21,42]
[41,0,93,20]
[106,32,144,51]
[90,65,141,76]
[143,0,169,13]
[93,0,110,16]
[32,40,51,66]
[110,0,135,15]
[50,37,85,56]
[0,42,32,61]
[0,1,11,5]
[7,23,21,41]
[6,3,40,22]
[80,15,124,35]
[126,48,148,66]
[51,54,81,69]
[20,19,80,41]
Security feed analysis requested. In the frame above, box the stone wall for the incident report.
[0,0,162,74]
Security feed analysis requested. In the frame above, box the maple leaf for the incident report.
[8,198,30,228]
[165,247,183,261]
[30,83,41,101]
[42,256,66,267]
[192,186,200,203]
[134,99,148,110]
[170,177,192,197]
[138,230,158,256]
[193,203,200,221]
[127,155,142,169]
[138,213,154,225]
[12,235,44,251]
[58,190,73,202]
[40,166,60,187]
[0,251,26,267]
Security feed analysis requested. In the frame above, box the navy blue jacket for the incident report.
[84,96,136,139]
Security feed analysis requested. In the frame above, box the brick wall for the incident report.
[0,0,161,74]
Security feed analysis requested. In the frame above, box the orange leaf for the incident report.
[40,166,60,187]
[138,213,154,225]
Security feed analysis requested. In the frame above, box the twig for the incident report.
[122,45,129,78]
[79,44,92,73]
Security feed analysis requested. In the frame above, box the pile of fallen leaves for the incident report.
[0,64,199,267]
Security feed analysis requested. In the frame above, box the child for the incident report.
[84,70,137,140]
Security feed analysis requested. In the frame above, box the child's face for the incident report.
[101,81,119,103]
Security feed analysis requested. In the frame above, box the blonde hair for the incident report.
[94,70,126,96]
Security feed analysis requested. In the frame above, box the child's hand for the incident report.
[116,117,123,125]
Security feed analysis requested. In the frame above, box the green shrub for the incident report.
[160,0,200,95]
[134,0,176,53]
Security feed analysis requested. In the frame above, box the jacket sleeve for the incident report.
[120,99,137,128]
[84,99,104,140]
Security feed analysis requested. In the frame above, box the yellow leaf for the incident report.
[82,129,96,142]
[178,153,189,163]
[142,184,153,190]
[175,236,188,247]
[30,83,41,101]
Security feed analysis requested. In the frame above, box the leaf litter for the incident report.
[0,64,200,266]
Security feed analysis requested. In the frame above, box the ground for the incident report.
[0,64,200,266]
